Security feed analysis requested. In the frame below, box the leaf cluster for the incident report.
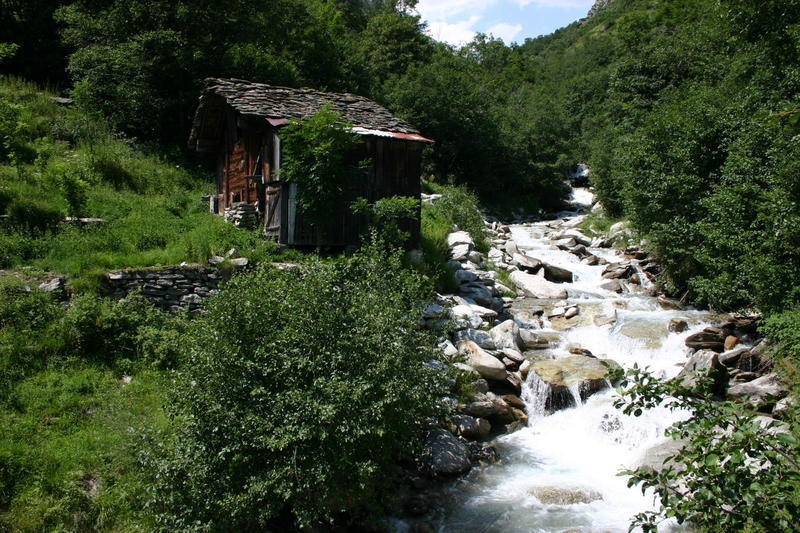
[613,365,800,532]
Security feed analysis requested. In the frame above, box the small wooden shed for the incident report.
[188,78,432,246]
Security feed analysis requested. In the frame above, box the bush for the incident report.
[0,97,22,162]
[149,239,449,530]
[431,185,488,252]
[613,365,800,532]
[280,104,363,232]
[762,307,800,361]
[6,198,62,233]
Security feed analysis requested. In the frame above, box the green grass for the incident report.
[0,366,167,532]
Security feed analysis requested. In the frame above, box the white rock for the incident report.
[439,340,458,357]
[505,240,520,256]
[447,231,474,248]
[490,319,523,352]
[457,340,508,381]
[450,244,471,261]
[509,270,568,299]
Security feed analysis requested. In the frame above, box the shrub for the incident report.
[613,365,800,532]
[431,185,488,251]
[351,195,419,247]
[0,97,22,162]
[6,198,62,233]
[762,307,800,362]
[149,239,449,530]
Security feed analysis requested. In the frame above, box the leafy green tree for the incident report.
[279,105,363,233]
[149,242,448,530]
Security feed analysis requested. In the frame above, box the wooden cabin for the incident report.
[188,78,432,246]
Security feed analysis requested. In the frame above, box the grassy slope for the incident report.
[0,76,289,291]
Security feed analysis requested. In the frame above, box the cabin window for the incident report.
[231,191,241,203]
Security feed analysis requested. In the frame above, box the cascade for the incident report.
[435,186,723,532]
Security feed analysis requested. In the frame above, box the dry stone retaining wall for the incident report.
[105,265,221,311]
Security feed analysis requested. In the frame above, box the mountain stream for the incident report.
[435,188,722,533]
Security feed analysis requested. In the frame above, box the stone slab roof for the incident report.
[189,78,431,150]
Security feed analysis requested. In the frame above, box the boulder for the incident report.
[487,248,505,263]
[422,429,471,476]
[459,283,494,307]
[519,328,551,350]
[439,340,458,358]
[602,263,633,280]
[457,340,507,380]
[593,311,618,326]
[562,230,593,247]
[668,318,688,333]
[738,340,770,372]
[637,439,687,473]
[509,270,568,299]
[529,486,602,505]
[657,295,683,310]
[724,335,739,351]
[449,244,471,261]
[447,231,474,248]
[38,277,66,298]
[454,269,478,284]
[542,262,574,283]
[564,306,579,319]
[529,356,620,412]
[505,240,520,256]
[599,279,623,293]
[684,331,725,352]
[454,329,496,350]
[512,253,542,273]
[450,414,491,440]
[674,349,727,393]
[727,373,787,409]
[718,347,749,368]
[490,319,523,352]
[500,348,526,364]
[519,359,532,377]
[451,303,497,320]
[463,398,514,422]
[423,303,446,319]
[773,396,796,419]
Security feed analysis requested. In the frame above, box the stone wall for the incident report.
[104,265,221,311]
[223,202,258,229]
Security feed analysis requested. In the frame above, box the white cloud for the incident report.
[425,15,482,46]
[486,22,523,43]
[513,0,594,7]
[416,0,496,22]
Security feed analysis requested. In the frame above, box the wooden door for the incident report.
[263,181,281,238]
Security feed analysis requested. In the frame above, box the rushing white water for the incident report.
[436,189,722,533]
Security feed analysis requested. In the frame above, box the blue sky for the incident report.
[413,0,596,46]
